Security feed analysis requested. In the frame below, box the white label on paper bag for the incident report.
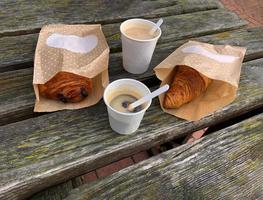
[46,33,98,53]
[182,45,239,63]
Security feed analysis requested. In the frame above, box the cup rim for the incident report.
[103,78,152,116]
[120,18,162,42]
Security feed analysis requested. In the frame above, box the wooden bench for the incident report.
[1,27,262,126]
[64,113,263,200]
[0,1,263,199]
[1,57,263,200]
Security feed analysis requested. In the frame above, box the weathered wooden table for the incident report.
[0,1,262,200]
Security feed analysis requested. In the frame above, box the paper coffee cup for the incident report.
[103,79,152,134]
[120,19,162,74]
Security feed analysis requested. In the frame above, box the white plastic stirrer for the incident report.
[128,84,169,111]
[149,18,163,35]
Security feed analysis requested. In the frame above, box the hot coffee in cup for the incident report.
[110,94,143,113]
[120,19,162,74]
[124,24,158,40]
[103,79,151,135]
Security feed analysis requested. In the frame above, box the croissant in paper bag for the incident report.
[38,71,92,103]
[164,65,212,109]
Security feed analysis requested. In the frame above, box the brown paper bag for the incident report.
[33,24,109,112]
[154,41,246,121]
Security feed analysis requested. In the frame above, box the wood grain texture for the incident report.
[0,9,246,72]
[0,0,222,37]
[0,58,262,200]
[10,28,262,200]
[0,28,262,125]
[29,177,83,200]
[65,113,263,200]
[103,9,246,52]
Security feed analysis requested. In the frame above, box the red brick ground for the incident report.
[81,171,98,183]
[184,128,207,144]
[220,0,263,27]
[132,151,150,163]
[80,131,206,183]
[80,151,150,183]
[96,157,134,178]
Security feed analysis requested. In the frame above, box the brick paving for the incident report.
[80,154,150,183]
[132,151,150,163]
[96,157,134,178]
[220,0,263,27]
[184,128,208,144]
[80,0,262,184]
[81,171,98,183]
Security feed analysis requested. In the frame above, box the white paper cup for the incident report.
[120,19,162,74]
[103,79,152,134]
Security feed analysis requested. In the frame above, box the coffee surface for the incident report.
[110,94,143,113]
[124,25,157,40]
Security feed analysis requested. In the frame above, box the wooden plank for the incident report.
[29,177,83,200]
[103,9,246,52]
[65,113,263,200]
[0,0,222,37]
[0,58,262,200]
[0,9,247,72]
[0,28,262,125]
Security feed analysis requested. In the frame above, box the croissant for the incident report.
[164,65,211,109]
[38,71,92,103]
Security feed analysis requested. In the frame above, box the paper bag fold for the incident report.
[33,24,110,112]
[154,41,246,121]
